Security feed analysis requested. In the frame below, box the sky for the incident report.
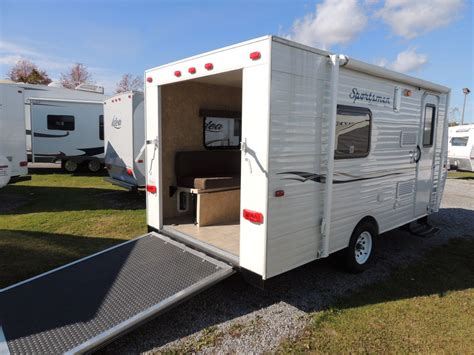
[0,0,473,122]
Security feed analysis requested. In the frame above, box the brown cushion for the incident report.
[177,175,240,190]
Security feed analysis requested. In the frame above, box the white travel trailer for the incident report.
[448,124,474,171]
[143,35,450,281]
[0,82,29,182]
[104,91,145,189]
[0,36,451,353]
[0,82,107,173]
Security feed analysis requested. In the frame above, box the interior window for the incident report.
[423,104,436,146]
[99,115,104,140]
[335,105,371,159]
[201,110,241,149]
[450,137,469,146]
[47,115,75,131]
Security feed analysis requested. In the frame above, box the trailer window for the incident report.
[201,110,241,150]
[47,115,75,131]
[450,137,468,146]
[423,104,436,147]
[335,105,371,159]
[99,115,104,140]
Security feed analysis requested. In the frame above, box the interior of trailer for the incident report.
[161,69,243,258]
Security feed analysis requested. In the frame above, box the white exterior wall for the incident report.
[266,38,449,279]
[266,42,330,278]
[0,85,28,177]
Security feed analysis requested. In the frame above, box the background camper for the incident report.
[0,82,107,173]
[104,91,145,189]
[0,36,451,354]
[448,124,474,172]
[0,82,29,182]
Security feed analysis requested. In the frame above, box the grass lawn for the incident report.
[280,238,474,353]
[448,170,474,179]
[0,172,146,288]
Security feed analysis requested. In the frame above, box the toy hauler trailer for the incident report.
[0,36,450,353]
[0,83,29,183]
[0,82,107,173]
[103,91,146,190]
[448,124,474,171]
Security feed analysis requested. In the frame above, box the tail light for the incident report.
[137,159,144,163]
[204,63,213,70]
[19,161,27,167]
[146,185,157,194]
[188,67,196,74]
[243,209,264,224]
[126,168,133,176]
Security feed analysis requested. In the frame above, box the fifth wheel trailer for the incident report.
[447,124,474,171]
[0,36,450,353]
[0,82,108,173]
[103,91,146,189]
[0,82,29,182]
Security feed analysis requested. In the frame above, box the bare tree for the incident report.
[115,74,143,94]
[60,63,92,89]
[8,59,52,85]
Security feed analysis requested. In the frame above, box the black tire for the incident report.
[344,220,377,273]
[87,159,102,173]
[62,159,78,173]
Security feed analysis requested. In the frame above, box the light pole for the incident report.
[461,87,470,125]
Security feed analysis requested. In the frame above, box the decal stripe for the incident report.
[33,132,70,138]
[278,171,406,184]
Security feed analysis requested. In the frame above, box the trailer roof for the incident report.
[145,35,450,94]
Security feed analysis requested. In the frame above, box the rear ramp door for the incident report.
[0,233,234,354]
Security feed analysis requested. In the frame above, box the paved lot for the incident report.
[101,179,474,354]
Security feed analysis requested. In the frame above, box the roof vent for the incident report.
[75,83,104,94]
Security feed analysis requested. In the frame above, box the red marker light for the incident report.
[243,209,264,224]
[126,168,133,176]
[188,67,196,74]
[146,77,153,83]
[249,51,261,60]
[204,63,213,70]
[146,185,157,194]
[19,161,28,167]
[174,70,182,77]
[275,190,285,197]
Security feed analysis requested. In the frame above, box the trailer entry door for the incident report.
[415,94,439,216]
[0,233,234,354]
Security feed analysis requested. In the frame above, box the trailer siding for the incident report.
[266,42,330,278]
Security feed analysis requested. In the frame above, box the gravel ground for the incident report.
[101,178,474,354]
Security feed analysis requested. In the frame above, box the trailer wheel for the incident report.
[344,220,377,273]
[87,159,102,173]
[62,159,78,173]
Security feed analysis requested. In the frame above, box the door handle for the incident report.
[410,145,422,163]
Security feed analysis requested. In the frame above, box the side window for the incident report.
[450,137,468,146]
[200,110,241,150]
[99,115,104,140]
[47,115,75,131]
[423,104,436,147]
[335,105,371,159]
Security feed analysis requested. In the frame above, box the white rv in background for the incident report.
[0,82,29,182]
[0,82,107,173]
[104,91,145,189]
[448,124,474,172]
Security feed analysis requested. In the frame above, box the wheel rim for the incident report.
[355,231,372,265]
[64,160,77,172]
[88,160,101,172]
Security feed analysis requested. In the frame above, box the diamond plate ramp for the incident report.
[0,233,234,354]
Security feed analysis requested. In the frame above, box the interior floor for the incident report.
[164,216,240,256]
